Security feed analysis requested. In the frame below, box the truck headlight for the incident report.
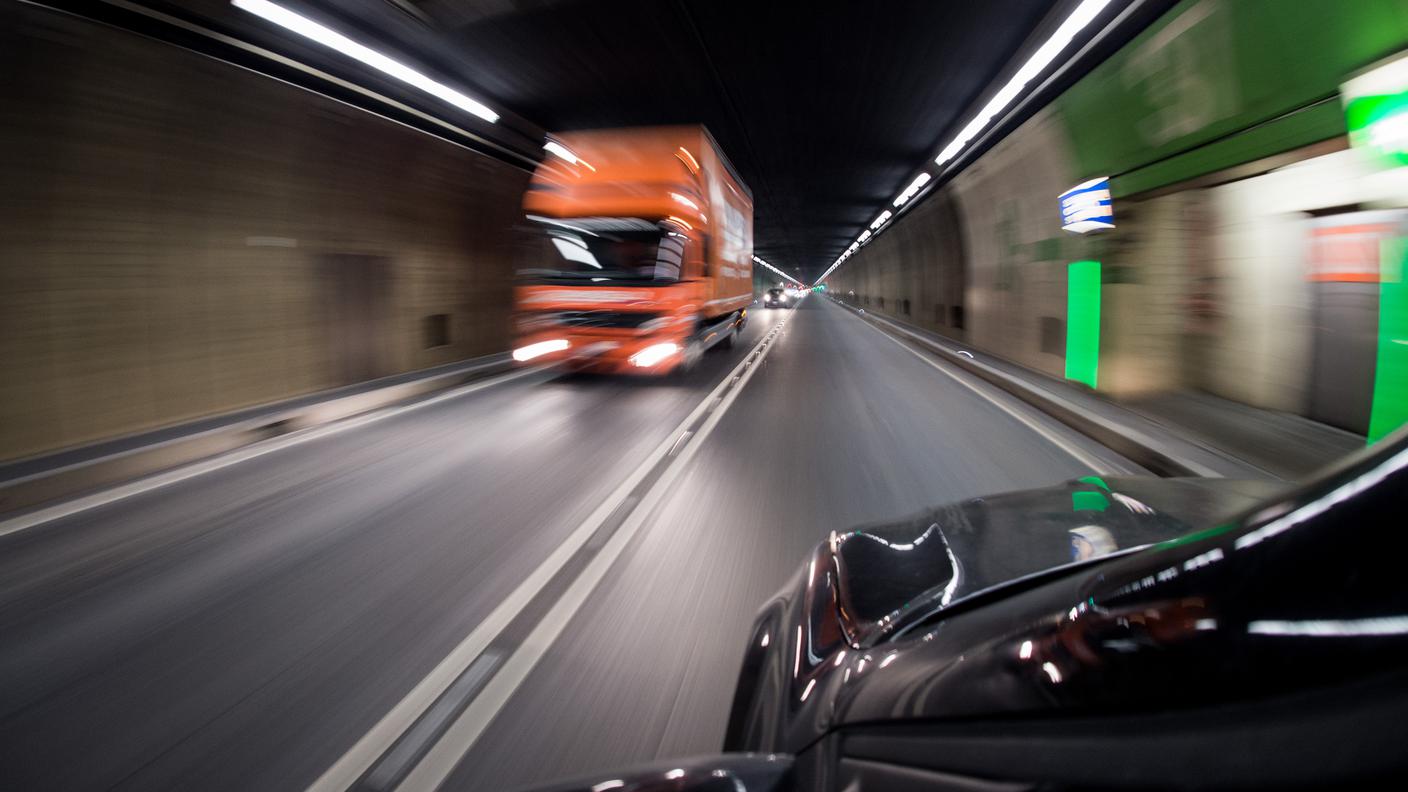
[629,342,679,367]
[513,339,569,362]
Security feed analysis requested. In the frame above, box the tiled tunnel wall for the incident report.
[0,5,530,461]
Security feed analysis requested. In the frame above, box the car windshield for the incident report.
[768,288,784,297]
[517,216,686,283]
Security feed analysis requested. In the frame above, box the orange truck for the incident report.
[511,126,754,374]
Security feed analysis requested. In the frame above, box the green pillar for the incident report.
[1065,260,1101,389]
[1369,235,1408,444]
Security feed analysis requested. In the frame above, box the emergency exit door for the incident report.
[321,254,392,385]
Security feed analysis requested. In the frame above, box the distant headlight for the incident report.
[513,339,569,362]
[629,342,679,367]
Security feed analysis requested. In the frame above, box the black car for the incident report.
[763,288,793,309]
[524,430,1408,791]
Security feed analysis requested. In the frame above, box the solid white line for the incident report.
[305,315,793,792]
[0,367,540,538]
[843,305,1119,473]
[395,310,794,792]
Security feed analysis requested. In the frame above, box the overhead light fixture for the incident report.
[870,210,892,230]
[543,140,577,163]
[232,0,499,123]
[934,0,1110,167]
[753,255,803,285]
[893,172,932,207]
[816,0,1112,287]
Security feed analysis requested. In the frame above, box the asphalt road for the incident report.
[0,298,1142,791]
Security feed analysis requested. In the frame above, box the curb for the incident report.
[0,355,516,518]
[834,299,1249,479]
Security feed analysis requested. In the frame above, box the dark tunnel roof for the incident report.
[202,0,1149,282]
[387,0,1069,282]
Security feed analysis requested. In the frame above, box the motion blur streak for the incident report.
[231,0,500,122]
[4,0,1407,790]
[513,339,571,362]
[0,301,1324,790]
[1248,618,1408,637]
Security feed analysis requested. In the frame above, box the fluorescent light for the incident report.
[513,339,569,362]
[935,0,1109,167]
[893,172,932,207]
[752,255,803,285]
[818,0,1111,287]
[1248,616,1408,637]
[543,140,578,163]
[232,0,499,123]
[870,210,892,230]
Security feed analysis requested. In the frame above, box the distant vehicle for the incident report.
[522,432,1408,791]
[763,287,792,309]
[511,126,754,375]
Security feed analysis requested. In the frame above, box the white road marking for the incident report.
[0,367,541,538]
[306,314,794,792]
[846,306,1121,473]
[396,310,790,792]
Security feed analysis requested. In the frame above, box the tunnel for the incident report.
[3,1,1408,791]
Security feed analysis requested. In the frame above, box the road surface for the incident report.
[0,298,1142,791]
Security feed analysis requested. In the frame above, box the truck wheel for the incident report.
[719,323,738,350]
[674,337,704,377]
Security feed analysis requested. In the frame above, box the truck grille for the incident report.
[554,310,662,329]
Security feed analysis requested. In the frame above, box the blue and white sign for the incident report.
[1059,177,1114,234]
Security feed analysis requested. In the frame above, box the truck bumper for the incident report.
[511,333,689,375]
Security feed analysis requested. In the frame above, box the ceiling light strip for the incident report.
[816,0,1113,285]
[232,0,499,123]
[749,253,805,284]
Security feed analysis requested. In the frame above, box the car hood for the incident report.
[833,476,1284,647]
[722,475,1287,754]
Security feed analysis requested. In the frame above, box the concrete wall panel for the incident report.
[0,6,529,460]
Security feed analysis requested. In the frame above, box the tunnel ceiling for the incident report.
[401,0,1061,283]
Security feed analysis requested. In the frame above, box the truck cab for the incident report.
[512,126,754,375]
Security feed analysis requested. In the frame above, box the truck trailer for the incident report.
[511,126,754,375]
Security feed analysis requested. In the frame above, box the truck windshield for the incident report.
[518,217,686,284]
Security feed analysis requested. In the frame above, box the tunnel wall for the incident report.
[827,0,1408,433]
[0,5,530,461]
[836,189,967,340]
